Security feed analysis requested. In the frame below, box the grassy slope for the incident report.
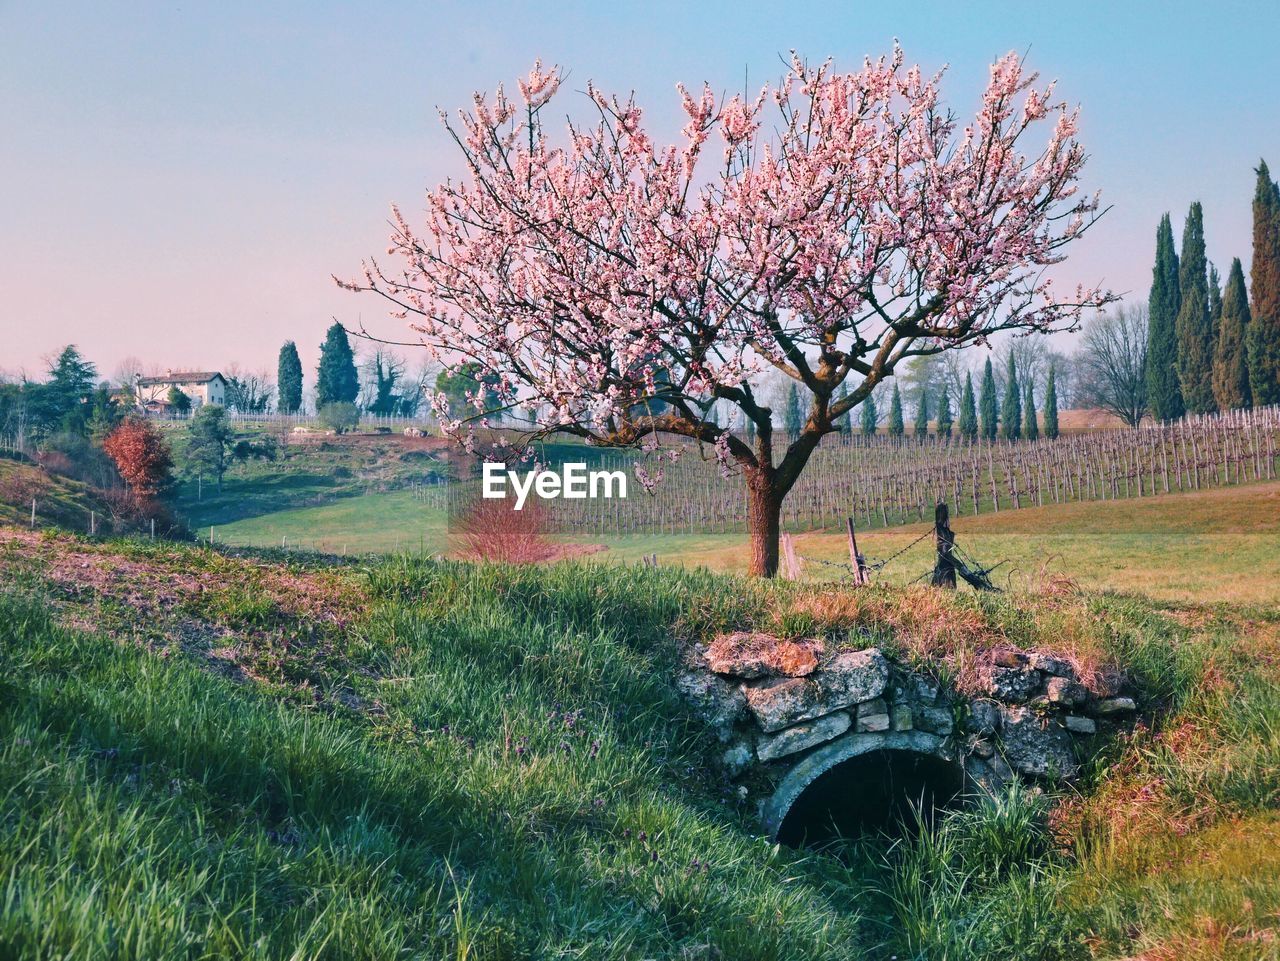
[0,457,112,531]
[1,529,1278,959]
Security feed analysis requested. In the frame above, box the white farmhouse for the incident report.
[135,370,228,411]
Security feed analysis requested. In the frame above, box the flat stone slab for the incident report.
[756,711,851,762]
[1000,706,1078,778]
[744,649,889,732]
[706,632,823,679]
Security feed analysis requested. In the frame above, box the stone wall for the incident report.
[676,631,1136,838]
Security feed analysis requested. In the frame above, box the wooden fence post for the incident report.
[846,517,869,585]
[931,501,957,589]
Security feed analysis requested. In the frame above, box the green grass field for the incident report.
[1,529,1277,959]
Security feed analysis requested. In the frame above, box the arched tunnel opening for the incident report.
[775,749,966,849]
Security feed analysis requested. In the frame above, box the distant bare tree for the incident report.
[112,356,145,389]
[224,364,274,413]
[1077,305,1149,427]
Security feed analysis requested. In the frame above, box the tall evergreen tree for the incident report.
[936,386,953,439]
[913,389,930,439]
[1175,202,1216,413]
[1001,353,1021,440]
[979,359,999,440]
[860,392,878,436]
[835,383,852,434]
[316,323,359,407]
[783,383,803,438]
[1147,214,1184,420]
[1043,365,1060,439]
[887,384,904,437]
[1023,381,1039,441]
[958,371,978,441]
[1213,258,1253,410]
[1247,160,1280,405]
[276,341,303,414]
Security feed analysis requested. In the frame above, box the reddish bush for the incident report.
[449,496,556,564]
[103,418,173,500]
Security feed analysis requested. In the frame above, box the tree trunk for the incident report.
[746,471,782,578]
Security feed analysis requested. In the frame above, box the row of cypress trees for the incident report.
[1147,161,1280,420]
[840,355,1059,442]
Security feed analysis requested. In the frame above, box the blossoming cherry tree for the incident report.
[340,48,1111,576]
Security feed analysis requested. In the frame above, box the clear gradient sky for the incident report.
[2,1,1278,382]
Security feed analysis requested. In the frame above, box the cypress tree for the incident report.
[1147,214,1184,420]
[958,371,978,440]
[835,384,851,434]
[860,393,878,436]
[1023,381,1039,441]
[1001,353,1021,440]
[316,323,359,407]
[979,359,998,440]
[1248,160,1280,405]
[1043,365,1060,439]
[783,383,803,438]
[1213,258,1253,410]
[887,384,904,437]
[913,389,930,440]
[936,386,953,439]
[276,341,303,414]
[1175,202,1216,413]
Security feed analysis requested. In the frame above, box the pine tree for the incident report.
[1175,202,1216,413]
[1023,381,1039,441]
[887,384,904,437]
[913,389,930,440]
[1001,353,1021,440]
[979,359,998,440]
[276,341,303,414]
[1147,213,1184,420]
[1213,258,1253,410]
[958,371,978,440]
[783,383,803,438]
[1043,365,1060,439]
[316,323,359,407]
[936,386,953,439]
[860,392,878,436]
[1248,160,1280,405]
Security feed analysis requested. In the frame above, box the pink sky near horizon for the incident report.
[3,1,1277,390]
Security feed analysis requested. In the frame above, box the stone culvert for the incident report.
[677,632,1136,846]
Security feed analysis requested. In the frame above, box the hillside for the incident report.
[0,455,115,532]
[1,526,1277,959]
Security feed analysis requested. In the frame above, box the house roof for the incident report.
[137,371,225,386]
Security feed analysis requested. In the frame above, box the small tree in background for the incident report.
[936,386,953,439]
[1213,258,1253,410]
[913,389,930,440]
[859,392,878,437]
[167,386,191,415]
[186,404,233,490]
[316,322,360,407]
[1001,354,1022,440]
[1147,213,1184,421]
[958,372,978,441]
[277,341,304,414]
[318,402,360,434]
[103,418,173,501]
[1023,381,1039,440]
[1043,366,1060,439]
[435,363,501,421]
[887,385,904,437]
[980,359,999,441]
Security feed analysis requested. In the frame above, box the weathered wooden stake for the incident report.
[846,517,868,585]
[31,498,37,529]
[931,501,957,589]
